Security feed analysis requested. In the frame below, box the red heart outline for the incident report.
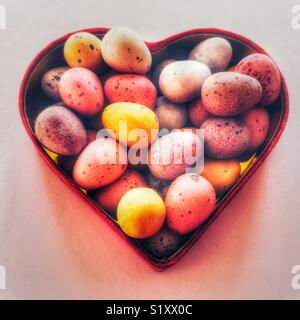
[19,28,289,271]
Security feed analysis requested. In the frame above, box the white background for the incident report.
[0,0,300,299]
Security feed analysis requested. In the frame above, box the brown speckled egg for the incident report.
[166,173,216,234]
[73,137,128,190]
[201,72,262,116]
[57,130,97,175]
[142,227,183,259]
[154,97,187,131]
[236,53,281,106]
[188,97,210,127]
[240,106,270,151]
[147,173,171,198]
[201,117,251,159]
[41,67,69,101]
[34,106,87,156]
[59,67,104,116]
[91,169,147,217]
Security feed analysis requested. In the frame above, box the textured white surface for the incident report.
[0,0,300,300]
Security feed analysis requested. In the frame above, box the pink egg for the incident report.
[73,137,128,190]
[59,67,104,115]
[148,131,202,180]
[240,107,270,151]
[166,173,216,234]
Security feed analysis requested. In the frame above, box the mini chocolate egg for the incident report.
[142,227,182,259]
[201,72,262,116]
[159,60,211,103]
[240,106,270,151]
[102,102,159,148]
[41,67,69,101]
[73,137,128,190]
[102,26,152,74]
[64,32,103,71]
[189,37,233,73]
[91,169,147,217]
[59,67,104,116]
[188,97,210,127]
[104,74,157,109]
[117,187,166,239]
[57,130,97,175]
[148,131,202,180]
[236,53,281,106]
[34,105,87,156]
[154,97,187,131]
[201,117,251,159]
[166,173,216,234]
[201,158,241,194]
[147,173,171,198]
[151,59,176,92]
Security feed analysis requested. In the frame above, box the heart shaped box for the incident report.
[19,28,289,271]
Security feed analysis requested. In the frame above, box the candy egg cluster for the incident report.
[36,27,281,260]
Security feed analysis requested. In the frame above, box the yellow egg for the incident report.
[117,187,166,239]
[201,158,241,194]
[102,102,159,148]
[240,154,257,175]
[64,32,103,71]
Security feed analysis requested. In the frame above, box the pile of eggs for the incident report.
[35,27,281,259]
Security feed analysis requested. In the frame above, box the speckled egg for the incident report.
[34,105,87,156]
[59,67,104,115]
[166,173,216,234]
[148,131,202,180]
[101,26,152,74]
[240,106,270,151]
[41,67,69,101]
[142,227,183,259]
[236,53,281,106]
[73,137,128,190]
[201,117,251,159]
[64,32,103,71]
[201,72,262,116]
[104,74,157,109]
